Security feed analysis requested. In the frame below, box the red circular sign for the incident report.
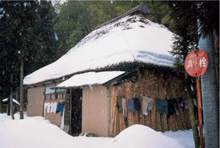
[184,49,209,77]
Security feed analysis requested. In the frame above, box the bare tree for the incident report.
[20,59,24,119]
[10,73,15,119]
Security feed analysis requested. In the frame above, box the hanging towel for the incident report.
[155,99,168,117]
[167,99,178,116]
[53,102,58,114]
[142,96,154,116]
[60,108,65,129]
[134,98,141,111]
[122,98,127,118]
[50,102,54,113]
[44,103,49,117]
[46,103,50,113]
[56,102,65,116]
[116,96,122,113]
[128,98,135,113]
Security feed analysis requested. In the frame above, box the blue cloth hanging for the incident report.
[56,102,65,116]
[128,98,135,113]
[155,99,168,117]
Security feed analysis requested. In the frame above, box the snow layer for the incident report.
[95,125,191,148]
[0,113,193,148]
[56,71,125,88]
[24,15,175,85]
[2,98,20,105]
[163,130,195,148]
[0,113,110,148]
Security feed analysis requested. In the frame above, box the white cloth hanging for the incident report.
[53,102,58,114]
[50,102,54,113]
[122,98,127,118]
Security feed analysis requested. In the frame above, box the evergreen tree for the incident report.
[0,1,59,116]
[167,1,219,147]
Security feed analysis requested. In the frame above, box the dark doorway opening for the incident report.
[70,88,82,135]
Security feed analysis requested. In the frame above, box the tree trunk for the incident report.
[20,59,24,119]
[212,30,219,83]
[0,96,2,113]
[187,93,199,148]
[199,34,219,147]
[7,97,10,116]
[10,73,15,120]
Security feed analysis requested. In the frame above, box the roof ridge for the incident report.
[94,3,150,30]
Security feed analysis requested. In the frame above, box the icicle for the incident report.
[89,85,93,91]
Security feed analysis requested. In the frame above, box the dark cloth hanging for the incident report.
[56,102,65,116]
[155,99,168,117]
[134,98,141,111]
[128,98,135,113]
[121,98,128,127]
[116,96,122,113]
[167,99,178,116]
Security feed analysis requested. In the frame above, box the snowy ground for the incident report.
[0,113,194,148]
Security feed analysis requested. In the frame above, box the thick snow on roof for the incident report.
[56,71,125,88]
[24,15,175,85]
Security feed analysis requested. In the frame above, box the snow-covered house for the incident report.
[24,4,191,137]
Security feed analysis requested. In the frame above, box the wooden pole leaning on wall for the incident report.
[196,76,204,148]
[69,89,72,135]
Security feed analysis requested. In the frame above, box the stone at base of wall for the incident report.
[63,125,69,133]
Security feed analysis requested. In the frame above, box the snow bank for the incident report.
[163,130,195,148]
[0,113,110,148]
[24,15,175,85]
[56,71,125,88]
[0,113,193,148]
[94,125,191,148]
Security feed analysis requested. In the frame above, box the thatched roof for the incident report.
[24,4,175,86]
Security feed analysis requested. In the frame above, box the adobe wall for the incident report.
[27,86,44,116]
[82,86,109,137]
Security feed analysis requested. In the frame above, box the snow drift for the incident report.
[94,124,191,148]
[0,113,110,148]
[0,113,193,148]
[24,15,176,85]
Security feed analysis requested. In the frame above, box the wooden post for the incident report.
[187,93,199,148]
[69,89,72,135]
[10,73,15,120]
[196,76,204,148]
[20,59,24,119]
[0,96,2,113]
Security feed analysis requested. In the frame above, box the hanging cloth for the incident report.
[155,99,168,117]
[167,99,178,116]
[128,98,135,113]
[50,102,54,113]
[56,102,65,116]
[60,108,65,129]
[116,96,122,113]
[46,103,50,113]
[53,102,58,114]
[122,98,128,127]
[142,96,154,116]
[122,98,127,118]
[44,103,49,116]
[134,98,141,111]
